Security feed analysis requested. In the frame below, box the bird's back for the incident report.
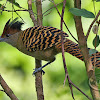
[20,26,68,52]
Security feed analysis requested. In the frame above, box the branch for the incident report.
[36,0,43,25]
[74,0,100,100]
[53,0,92,100]
[1,9,28,12]
[86,10,100,40]
[27,1,44,100]
[51,1,78,43]
[60,1,75,99]
[35,59,44,100]
[74,0,93,77]
[35,0,44,100]
[43,2,63,16]
[28,0,37,26]
[0,74,19,100]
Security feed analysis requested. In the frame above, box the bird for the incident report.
[0,18,100,75]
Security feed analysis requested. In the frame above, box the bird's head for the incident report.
[0,18,24,42]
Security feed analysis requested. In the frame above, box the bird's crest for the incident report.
[1,18,24,38]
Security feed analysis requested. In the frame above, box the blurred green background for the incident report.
[0,0,100,100]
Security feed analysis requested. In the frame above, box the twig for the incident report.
[0,74,19,100]
[13,7,25,23]
[1,9,37,15]
[11,0,13,20]
[93,0,96,16]
[27,0,44,100]
[28,0,44,100]
[35,59,44,100]
[43,2,63,16]
[51,1,78,43]
[86,10,100,40]
[28,0,37,26]
[74,0,100,99]
[35,0,44,100]
[61,0,75,99]
[43,10,52,17]
[1,9,28,12]
[7,0,26,9]
[54,0,92,99]
[36,0,43,25]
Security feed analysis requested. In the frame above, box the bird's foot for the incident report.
[33,67,45,76]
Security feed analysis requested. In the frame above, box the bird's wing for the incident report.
[21,26,68,51]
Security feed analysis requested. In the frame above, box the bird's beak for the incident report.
[0,36,5,42]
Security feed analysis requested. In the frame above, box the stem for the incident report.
[35,59,44,100]
[86,10,100,40]
[0,74,19,100]
[74,0,100,99]
[51,1,78,43]
[28,0,37,26]
[28,0,44,100]
[60,0,92,99]
[36,0,43,25]
[35,0,44,100]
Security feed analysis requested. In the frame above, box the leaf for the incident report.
[89,49,97,56]
[7,0,21,8]
[0,4,2,8]
[96,0,100,2]
[92,25,98,34]
[69,8,95,18]
[93,35,99,47]
[14,2,21,8]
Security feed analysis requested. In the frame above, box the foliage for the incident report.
[69,8,95,18]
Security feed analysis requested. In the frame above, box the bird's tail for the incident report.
[56,39,100,67]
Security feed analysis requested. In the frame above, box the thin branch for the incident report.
[35,0,44,100]
[43,2,63,15]
[11,0,13,20]
[13,7,25,23]
[51,1,78,43]
[61,0,75,99]
[35,59,44,100]
[7,0,27,10]
[53,0,92,99]
[60,0,75,99]
[86,10,100,40]
[0,74,19,100]
[93,0,96,16]
[36,0,43,25]
[43,10,52,17]
[1,9,37,15]
[74,0,100,99]
[1,9,28,12]
[28,0,37,26]
[27,0,44,100]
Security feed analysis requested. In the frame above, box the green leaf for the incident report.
[69,8,95,18]
[96,0,100,2]
[0,4,2,8]
[89,49,97,56]
[14,2,21,8]
[93,35,99,47]
[7,0,21,8]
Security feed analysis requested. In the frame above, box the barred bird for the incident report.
[0,18,100,74]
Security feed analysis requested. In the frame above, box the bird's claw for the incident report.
[32,68,45,76]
